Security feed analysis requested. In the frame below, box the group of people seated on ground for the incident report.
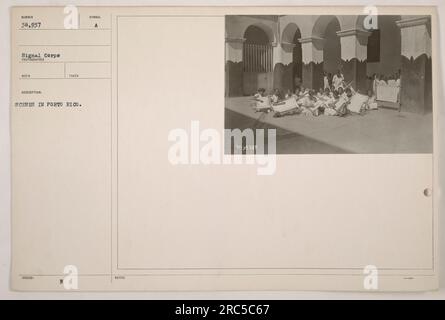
[253,82,378,118]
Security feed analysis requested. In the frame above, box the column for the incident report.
[396,16,432,113]
[299,37,324,90]
[225,37,245,97]
[272,42,283,92]
[271,42,295,93]
[281,42,297,93]
[336,29,371,93]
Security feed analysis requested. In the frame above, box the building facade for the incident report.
[225,15,432,113]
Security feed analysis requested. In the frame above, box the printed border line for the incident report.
[110,12,113,284]
[19,273,436,278]
[114,14,435,274]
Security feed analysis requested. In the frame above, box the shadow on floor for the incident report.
[225,108,352,154]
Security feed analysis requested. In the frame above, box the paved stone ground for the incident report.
[225,97,433,154]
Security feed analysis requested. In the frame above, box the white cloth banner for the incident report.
[255,96,271,110]
[347,93,369,113]
[272,97,298,113]
[376,85,399,103]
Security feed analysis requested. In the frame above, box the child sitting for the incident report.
[365,90,378,110]
[324,87,334,99]
[322,90,349,116]
[334,93,350,116]
[313,88,335,114]
[338,87,346,99]
[254,88,266,99]
[285,89,293,99]
[299,86,309,97]
[324,90,340,116]
[300,90,320,116]
[345,87,354,99]
[252,88,271,112]
[271,88,282,104]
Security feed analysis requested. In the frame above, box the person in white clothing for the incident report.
[365,90,378,110]
[332,69,344,91]
[323,71,330,90]
[271,88,281,104]
[372,74,378,96]
[253,88,266,99]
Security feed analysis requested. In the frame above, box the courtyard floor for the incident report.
[225,97,433,154]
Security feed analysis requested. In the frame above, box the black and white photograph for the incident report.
[225,15,433,154]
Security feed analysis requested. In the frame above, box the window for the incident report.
[243,43,273,73]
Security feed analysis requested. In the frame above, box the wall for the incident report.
[367,15,402,77]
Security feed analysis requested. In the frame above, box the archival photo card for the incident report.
[9,6,439,292]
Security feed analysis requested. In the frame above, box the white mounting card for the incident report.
[10,6,439,291]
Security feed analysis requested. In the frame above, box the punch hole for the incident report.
[423,188,432,197]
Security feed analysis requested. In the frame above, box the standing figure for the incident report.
[332,69,345,91]
[323,71,330,90]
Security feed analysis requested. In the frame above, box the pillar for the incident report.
[299,37,324,90]
[272,42,295,93]
[281,42,298,93]
[336,29,371,94]
[272,42,283,92]
[225,37,245,97]
[396,16,432,114]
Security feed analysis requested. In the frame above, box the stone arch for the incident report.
[242,23,275,44]
[244,25,270,44]
[281,22,300,43]
[312,16,342,78]
[312,15,342,38]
